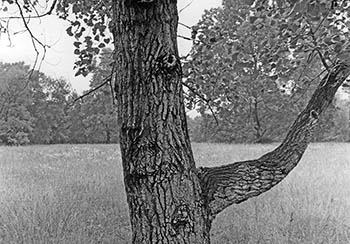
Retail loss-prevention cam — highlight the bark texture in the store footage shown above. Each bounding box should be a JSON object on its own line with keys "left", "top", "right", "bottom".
{"left": 113, "top": 1, "right": 210, "bottom": 243}
{"left": 199, "top": 63, "right": 350, "bottom": 217}
{"left": 113, "top": 1, "right": 350, "bottom": 243}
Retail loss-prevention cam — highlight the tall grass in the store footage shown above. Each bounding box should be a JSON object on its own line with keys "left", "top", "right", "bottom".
{"left": 0, "top": 145, "right": 130, "bottom": 244}
{"left": 0, "top": 143, "right": 349, "bottom": 243}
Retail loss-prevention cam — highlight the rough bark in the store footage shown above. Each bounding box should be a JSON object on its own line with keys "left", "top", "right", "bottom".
{"left": 113, "top": 1, "right": 210, "bottom": 243}
{"left": 199, "top": 63, "right": 350, "bottom": 217}
{"left": 113, "top": 1, "right": 350, "bottom": 243}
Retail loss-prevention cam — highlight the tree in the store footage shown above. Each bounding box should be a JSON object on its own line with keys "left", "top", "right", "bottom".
{"left": 28, "top": 77, "right": 73, "bottom": 144}
{"left": 183, "top": 0, "right": 349, "bottom": 143}
{"left": 79, "top": 48, "right": 119, "bottom": 143}
{"left": 2, "top": 0, "right": 350, "bottom": 243}
{"left": 108, "top": 1, "right": 350, "bottom": 242}
{"left": 64, "top": 48, "right": 119, "bottom": 144}
{"left": 0, "top": 62, "right": 77, "bottom": 145}
{"left": 0, "top": 62, "right": 34, "bottom": 145}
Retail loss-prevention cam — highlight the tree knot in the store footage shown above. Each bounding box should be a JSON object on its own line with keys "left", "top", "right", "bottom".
{"left": 155, "top": 53, "right": 181, "bottom": 77}
{"left": 170, "top": 202, "right": 193, "bottom": 235}
{"left": 309, "top": 109, "right": 319, "bottom": 126}
{"left": 163, "top": 54, "right": 177, "bottom": 69}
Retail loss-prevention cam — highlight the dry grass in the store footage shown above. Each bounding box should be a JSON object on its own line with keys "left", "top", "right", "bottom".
{"left": 0, "top": 143, "right": 349, "bottom": 243}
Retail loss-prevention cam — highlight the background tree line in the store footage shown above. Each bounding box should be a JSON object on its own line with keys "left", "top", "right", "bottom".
{"left": 0, "top": 48, "right": 118, "bottom": 145}
{"left": 1, "top": 49, "right": 349, "bottom": 145}
{"left": 1, "top": 54, "right": 348, "bottom": 145}
{"left": 1, "top": 5, "right": 350, "bottom": 146}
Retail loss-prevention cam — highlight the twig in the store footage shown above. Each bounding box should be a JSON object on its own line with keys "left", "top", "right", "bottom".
{"left": 315, "top": 48, "right": 330, "bottom": 71}
{"left": 178, "top": 0, "right": 194, "bottom": 14}
{"left": 314, "top": 7, "right": 330, "bottom": 34}
{"left": 178, "top": 22, "right": 192, "bottom": 30}
{"left": 182, "top": 82, "right": 219, "bottom": 125}
{"left": 0, "top": 0, "right": 57, "bottom": 20}
{"left": 15, "top": 0, "right": 48, "bottom": 93}
{"left": 306, "top": 17, "right": 330, "bottom": 72}
{"left": 71, "top": 75, "right": 112, "bottom": 105}
{"left": 109, "top": 61, "right": 117, "bottom": 105}
{"left": 292, "top": 50, "right": 316, "bottom": 91}
{"left": 177, "top": 34, "right": 192, "bottom": 41}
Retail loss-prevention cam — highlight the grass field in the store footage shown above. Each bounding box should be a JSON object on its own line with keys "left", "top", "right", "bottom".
{"left": 0, "top": 143, "right": 349, "bottom": 243}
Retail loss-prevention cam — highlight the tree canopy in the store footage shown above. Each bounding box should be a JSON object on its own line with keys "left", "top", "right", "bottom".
{"left": 183, "top": 0, "right": 350, "bottom": 142}
{"left": 1, "top": 0, "right": 350, "bottom": 145}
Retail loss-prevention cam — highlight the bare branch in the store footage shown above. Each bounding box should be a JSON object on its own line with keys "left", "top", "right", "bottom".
{"left": 178, "top": 0, "right": 194, "bottom": 14}
{"left": 177, "top": 34, "right": 192, "bottom": 41}
{"left": 315, "top": 48, "right": 330, "bottom": 71}
{"left": 0, "top": 0, "right": 58, "bottom": 20}
{"left": 178, "top": 22, "right": 192, "bottom": 30}
{"left": 13, "top": 0, "right": 51, "bottom": 93}
{"left": 182, "top": 82, "right": 219, "bottom": 125}
{"left": 314, "top": 7, "right": 330, "bottom": 34}
{"left": 70, "top": 75, "right": 112, "bottom": 105}
{"left": 109, "top": 60, "right": 117, "bottom": 105}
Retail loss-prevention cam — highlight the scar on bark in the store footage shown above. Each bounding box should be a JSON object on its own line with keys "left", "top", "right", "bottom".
{"left": 170, "top": 203, "right": 193, "bottom": 235}
{"left": 197, "top": 62, "right": 350, "bottom": 218}
{"left": 155, "top": 53, "right": 181, "bottom": 76}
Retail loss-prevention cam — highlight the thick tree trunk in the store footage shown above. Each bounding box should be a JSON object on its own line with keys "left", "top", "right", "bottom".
{"left": 113, "top": 1, "right": 350, "bottom": 243}
{"left": 113, "top": 1, "right": 210, "bottom": 243}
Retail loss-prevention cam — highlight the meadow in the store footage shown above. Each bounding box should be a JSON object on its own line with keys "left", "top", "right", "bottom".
{"left": 0, "top": 143, "right": 349, "bottom": 244}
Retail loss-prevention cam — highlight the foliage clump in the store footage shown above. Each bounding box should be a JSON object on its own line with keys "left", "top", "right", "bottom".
{"left": 183, "top": 0, "right": 350, "bottom": 143}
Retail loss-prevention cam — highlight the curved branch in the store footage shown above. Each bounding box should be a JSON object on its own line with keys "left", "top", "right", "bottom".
{"left": 14, "top": 0, "right": 51, "bottom": 93}
{"left": 0, "top": 0, "right": 57, "bottom": 20}
{"left": 198, "top": 62, "right": 350, "bottom": 217}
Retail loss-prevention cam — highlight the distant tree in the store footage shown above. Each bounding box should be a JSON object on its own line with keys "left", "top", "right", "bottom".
{"left": 65, "top": 48, "right": 119, "bottom": 144}
{"left": 186, "top": 115, "right": 212, "bottom": 142}
{"left": 0, "top": 62, "right": 33, "bottom": 145}
{"left": 28, "top": 77, "right": 72, "bottom": 144}
{"left": 0, "top": 58, "right": 117, "bottom": 145}
{"left": 79, "top": 48, "right": 119, "bottom": 143}
{"left": 0, "top": 62, "right": 75, "bottom": 145}
{"left": 65, "top": 94, "right": 90, "bottom": 143}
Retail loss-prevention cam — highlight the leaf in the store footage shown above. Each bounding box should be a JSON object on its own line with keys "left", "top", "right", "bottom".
{"left": 66, "top": 26, "right": 73, "bottom": 36}
{"left": 73, "top": 41, "right": 81, "bottom": 48}
{"left": 72, "top": 4, "right": 79, "bottom": 14}
{"left": 72, "top": 21, "right": 80, "bottom": 27}
{"left": 334, "top": 43, "right": 342, "bottom": 53}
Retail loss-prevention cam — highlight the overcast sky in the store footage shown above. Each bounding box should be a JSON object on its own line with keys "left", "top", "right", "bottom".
{"left": 0, "top": 0, "right": 222, "bottom": 94}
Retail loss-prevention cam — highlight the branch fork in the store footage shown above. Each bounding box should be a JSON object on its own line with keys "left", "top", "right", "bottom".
{"left": 198, "top": 62, "right": 350, "bottom": 217}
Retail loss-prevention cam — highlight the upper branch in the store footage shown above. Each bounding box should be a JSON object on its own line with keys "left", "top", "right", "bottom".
{"left": 198, "top": 62, "right": 350, "bottom": 217}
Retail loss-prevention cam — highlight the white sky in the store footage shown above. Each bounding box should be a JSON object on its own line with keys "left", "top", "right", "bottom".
{"left": 0, "top": 0, "right": 222, "bottom": 94}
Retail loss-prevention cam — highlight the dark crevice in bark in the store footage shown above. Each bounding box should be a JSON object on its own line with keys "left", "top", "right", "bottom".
{"left": 198, "top": 62, "right": 350, "bottom": 218}
{"left": 114, "top": 1, "right": 210, "bottom": 243}
{"left": 114, "top": 0, "right": 350, "bottom": 242}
